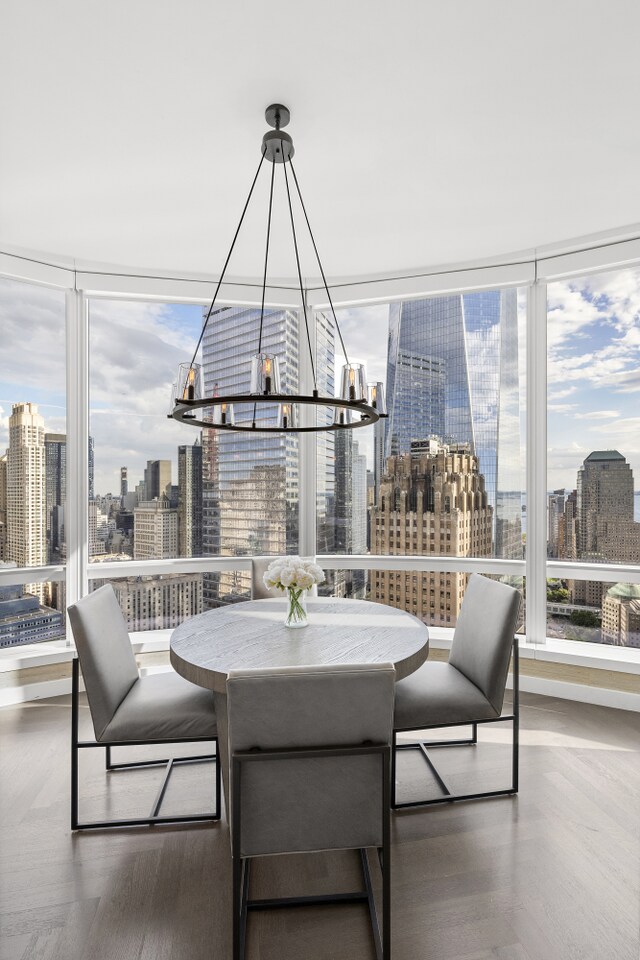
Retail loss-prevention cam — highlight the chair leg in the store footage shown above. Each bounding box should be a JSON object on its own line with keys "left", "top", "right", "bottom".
{"left": 390, "top": 729, "right": 398, "bottom": 808}
{"left": 382, "top": 749, "right": 391, "bottom": 960}
{"left": 71, "top": 658, "right": 80, "bottom": 830}
{"left": 233, "top": 856, "right": 243, "bottom": 960}
{"left": 512, "top": 637, "right": 519, "bottom": 793}
{"left": 393, "top": 716, "right": 518, "bottom": 808}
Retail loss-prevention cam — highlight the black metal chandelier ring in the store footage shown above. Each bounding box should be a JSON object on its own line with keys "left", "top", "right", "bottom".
{"left": 172, "top": 393, "right": 381, "bottom": 432}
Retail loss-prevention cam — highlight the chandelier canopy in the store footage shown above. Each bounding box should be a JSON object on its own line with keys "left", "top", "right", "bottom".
{"left": 169, "top": 104, "right": 387, "bottom": 433}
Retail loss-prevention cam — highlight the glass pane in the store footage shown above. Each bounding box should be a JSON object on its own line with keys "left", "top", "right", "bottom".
{"left": 547, "top": 267, "right": 640, "bottom": 565}
{"left": 547, "top": 578, "right": 639, "bottom": 647}
{"left": 0, "top": 277, "right": 66, "bottom": 645}
{"left": 89, "top": 299, "right": 299, "bottom": 605}
{"left": 316, "top": 290, "right": 527, "bottom": 611}
{"left": 322, "top": 569, "right": 525, "bottom": 633}
{"left": 90, "top": 574, "right": 204, "bottom": 632}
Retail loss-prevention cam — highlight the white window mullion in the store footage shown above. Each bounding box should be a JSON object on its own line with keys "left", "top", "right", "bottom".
{"left": 65, "top": 287, "right": 89, "bottom": 620}
{"left": 526, "top": 280, "right": 547, "bottom": 644}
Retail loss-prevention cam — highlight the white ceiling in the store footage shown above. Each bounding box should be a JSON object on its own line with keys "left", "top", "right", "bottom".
{"left": 2, "top": 0, "right": 640, "bottom": 284}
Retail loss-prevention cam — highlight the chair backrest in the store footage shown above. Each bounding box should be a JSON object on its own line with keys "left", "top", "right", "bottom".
{"left": 67, "top": 585, "right": 139, "bottom": 740}
{"left": 250, "top": 557, "right": 274, "bottom": 600}
{"left": 251, "top": 556, "right": 320, "bottom": 599}
{"left": 449, "top": 574, "right": 521, "bottom": 714}
{"left": 227, "top": 662, "right": 395, "bottom": 858}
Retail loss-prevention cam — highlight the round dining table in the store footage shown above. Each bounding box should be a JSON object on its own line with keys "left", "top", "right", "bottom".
{"left": 170, "top": 596, "right": 430, "bottom": 810}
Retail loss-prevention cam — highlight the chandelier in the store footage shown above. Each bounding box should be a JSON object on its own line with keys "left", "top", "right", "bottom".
{"left": 169, "top": 104, "right": 386, "bottom": 433}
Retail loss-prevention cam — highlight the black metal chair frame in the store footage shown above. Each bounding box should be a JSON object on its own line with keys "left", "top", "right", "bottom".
{"left": 71, "top": 658, "right": 221, "bottom": 830}
{"left": 392, "top": 636, "right": 519, "bottom": 809}
{"left": 232, "top": 743, "right": 391, "bottom": 960}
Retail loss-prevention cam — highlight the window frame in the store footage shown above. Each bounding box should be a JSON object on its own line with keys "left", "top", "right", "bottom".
{"left": 0, "top": 235, "right": 639, "bottom": 664}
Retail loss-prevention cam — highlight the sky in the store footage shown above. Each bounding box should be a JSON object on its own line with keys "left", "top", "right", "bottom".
{"left": 1, "top": 268, "right": 639, "bottom": 498}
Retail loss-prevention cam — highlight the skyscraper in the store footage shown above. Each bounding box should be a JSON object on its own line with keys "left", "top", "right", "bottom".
{"left": 372, "top": 438, "right": 493, "bottom": 625}
{"left": 385, "top": 290, "right": 523, "bottom": 558}
{"left": 6, "top": 403, "right": 46, "bottom": 597}
{"left": 143, "top": 460, "right": 172, "bottom": 502}
{"left": 107, "top": 574, "right": 203, "bottom": 632}
{"left": 576, "top": 451, "right": 640, "bottom": 562}
{"left": 178, "top": 440, "right": 203, "bottom": 557}
{"left": 88, "top": 435, "right": 95, "bottom": 501}
{"left": 44, "top": 433, "right": 66, "bottom": 564}
{"left": 133, "top": 500, "right": 178, "bottom": 559}
{"left": 0, "top": 454, "right": 7, "bottom": 561}
{"left": 120, "top": 467, "right": 128, "bottom": 498}
{"left": 333, "top": 431, "right": 368, "bottom": 597}
{"left": 547, "top": 488, "right": 566, "bottom": 558}
{"left": 201, "top": 305, "right": 299, "bottom": 604}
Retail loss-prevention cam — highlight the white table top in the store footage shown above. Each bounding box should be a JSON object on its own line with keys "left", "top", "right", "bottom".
{"left": 170, "top": 597, "right": 430, "bottom": 693}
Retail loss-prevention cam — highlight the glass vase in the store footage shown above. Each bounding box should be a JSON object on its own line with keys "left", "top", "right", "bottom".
{"left": 284, "top": 587, "right": 308, "bottom": 628}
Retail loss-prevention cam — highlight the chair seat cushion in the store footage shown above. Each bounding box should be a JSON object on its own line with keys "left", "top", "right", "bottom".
{"left": 100, "top": 671, "right": 217, "bottom": 743}
{"left": 394, "top": 660, "right": 498, "bottom": 731}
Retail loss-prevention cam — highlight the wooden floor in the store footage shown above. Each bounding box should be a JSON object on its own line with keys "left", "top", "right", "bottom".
{"left": 1, "top": 690, "right": 639, "bottom": 960}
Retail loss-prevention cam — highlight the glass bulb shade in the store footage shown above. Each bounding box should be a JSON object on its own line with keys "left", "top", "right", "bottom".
{"left": 367, "top": 381, "right": 387, "bottom": 415}
{"left": 250, "top": 353, "right": 281, "bottom": 395}
{"left": 213, "top": 402, "right": 235, "bottom": 426}
{"left": 278, "top": 402, "right": 298, "bottom": 430}
{"left": 333, "top": 405, "right": 354, "bottom": 426}
{"left": 177, "top": 362, "right": 202, "bottom": 401}
{"left": 339, "top": 363, "right": 367, "bottom": 402}
{"left": 169, "top": 383, "right": 177, "bottom": 415}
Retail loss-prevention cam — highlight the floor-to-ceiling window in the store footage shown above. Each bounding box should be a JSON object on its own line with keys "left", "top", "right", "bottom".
{"left": 546, "top": 266, "right": 640, "bottom": 647}
{"left": 315, "top": 288, "right": 527, "bottom": 631}
{"left": 0, "top": 277, "right": 67, "bottom": 646}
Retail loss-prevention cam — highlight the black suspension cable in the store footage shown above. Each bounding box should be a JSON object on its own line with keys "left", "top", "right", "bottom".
{"left": 282, "top": 149, "right": 317, "bottom": 392}
{"left": 188, "top": 150, "right": 267, "bottom": 372}
{"left": 289, "top": 158, "right": 350, "bottom": 366}
{"left": 257, "top": 157, "right": 277, "bottom": 354}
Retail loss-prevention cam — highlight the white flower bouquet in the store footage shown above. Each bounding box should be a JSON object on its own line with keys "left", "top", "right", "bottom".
{"left": 263, "top": 556, "right": 326, "bottom": 628}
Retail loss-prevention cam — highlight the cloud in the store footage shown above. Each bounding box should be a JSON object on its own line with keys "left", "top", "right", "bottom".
{"left": 573, "top": 410, "right": 620, "bottom": 420}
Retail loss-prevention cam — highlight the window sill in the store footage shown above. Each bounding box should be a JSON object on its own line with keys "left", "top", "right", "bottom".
{"left": 2, "top": 630, "right": 638, "bottom": 677}
{"left": 428, "top": 630, "right": 640, "bottom": 675}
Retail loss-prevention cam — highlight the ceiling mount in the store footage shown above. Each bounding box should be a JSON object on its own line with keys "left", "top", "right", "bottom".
{"left": 265, "top": 103, "right": 290, "bottom": 129}
{"left": 262, "top": 104, "right": 294, "bottom": 163}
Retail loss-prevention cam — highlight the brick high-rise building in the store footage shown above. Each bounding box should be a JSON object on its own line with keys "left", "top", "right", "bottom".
{"left": 133, "top": 500, "right": 178, "bottom": 559}
{"left": 107, "top": 573, "right": 203, "bottom": 633}
{"left": 371, "top": 438, "right": 493, "bottom": 626}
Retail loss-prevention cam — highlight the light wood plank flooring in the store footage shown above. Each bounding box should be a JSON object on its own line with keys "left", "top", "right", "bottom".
{"left": 1, "top": 691, "right": 639, "bottom": 960}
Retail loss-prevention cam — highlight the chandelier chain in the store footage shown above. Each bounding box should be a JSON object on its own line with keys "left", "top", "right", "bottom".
{"left": 282, "top": 147, "right": 317, "bottom": 392}
{"left": 189, "top": 149, "right": 267, "bottom": 374}
{"left": 258, "top": 157, "right": 277, "bottom": 355}
{"left": 288, "top": 158, "right": 350, "bottom": 366}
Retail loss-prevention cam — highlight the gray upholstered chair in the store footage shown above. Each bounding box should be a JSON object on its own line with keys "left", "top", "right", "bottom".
{"left": 227, "top": 663, "right": 395, "bottom": 960}
{"left": 68, "top": 584, "right": 220, "bottom": 830}
{"left": 250, "top": 557, "right": 273, "bottom": 600}
{"left": 392, "top": 574, "right": 521, "bottom": 808}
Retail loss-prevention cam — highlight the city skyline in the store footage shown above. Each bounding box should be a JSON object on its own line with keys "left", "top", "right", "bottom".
{"left": 2, "top": 270, "right": 639, "bottom": 498}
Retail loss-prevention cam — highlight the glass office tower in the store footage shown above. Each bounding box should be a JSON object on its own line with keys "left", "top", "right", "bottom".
{"left": 385, "top": 290, "right": 523, "bottom": 558}
{"left": 201, "top": 305, "right": 300, "bottom": 605}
